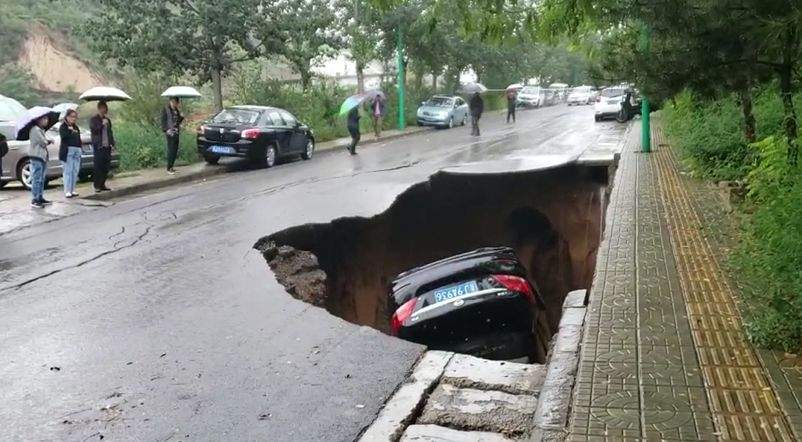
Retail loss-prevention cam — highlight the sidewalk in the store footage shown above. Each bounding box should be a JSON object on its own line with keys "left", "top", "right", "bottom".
{"left": 82, "top": 126, "right": 430, "bottom": 201}
{"left": 568, "top": 121, "right": 801, "bottom": 440}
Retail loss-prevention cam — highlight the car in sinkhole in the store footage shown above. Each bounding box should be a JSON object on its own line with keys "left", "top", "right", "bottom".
{"left": 387, "top": 247, "right": 544, "bottom": 361}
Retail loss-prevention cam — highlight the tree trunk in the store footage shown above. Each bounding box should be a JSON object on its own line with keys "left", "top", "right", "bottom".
{"left": 738, "top": 86, "right": 756, "bottom": 143}
{"left": 432, "top": 71, "right": 437, "bottom": 92}
{"left": 356, "top": 60, "right": 365, "bottom": 93}
{"left": 300, "top": 72, "right": 312, "bottom": 92}
{"left": 211, "top": 67, "right": 223, "bottom": 113}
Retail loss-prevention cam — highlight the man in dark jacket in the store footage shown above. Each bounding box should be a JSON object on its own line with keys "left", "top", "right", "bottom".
{"left": 89, "top": 101, "right": 114, "bottom": 192}
{"left": 469, "top": 92, "right": 484, "bottom": 136}
{"left": 161, "top": 97, "right": 184, "bottom": 174}
{"left": 506, "top": 89, "right": 517, "bottom": 123}
{"left": 346, "top": 106, "right": 360, "bottom": 155}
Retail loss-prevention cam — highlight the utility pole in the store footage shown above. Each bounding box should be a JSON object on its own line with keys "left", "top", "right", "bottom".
{"left": 396, "top": 27, "right": 405, "bottom": 130}
{"left": 640, "top": 24, "right": 651, "bottom": 153}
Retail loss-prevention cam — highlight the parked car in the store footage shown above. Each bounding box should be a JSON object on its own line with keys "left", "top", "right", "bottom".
{"left": 388, "top": 247, "right": 543, "bottom": 360}
{"left": 416, "top": 96, "right": 469, "bottom": 128}
{"left": 542, "top": 88, "right": 559, "bottom": 106}
{"left": 516, "top": 86, "right": 545, "bottom": 108}
{"left": 0, "top": 121, "right": 119, "bottom": 189}
{"left": 567, "top": 86, "right": 594, "bottom": 106}
{"left": 594, "top": 87, "right": 640, "bottom": 122}
{"left": 197, "top": 105, "right": 315, "bottom": 167}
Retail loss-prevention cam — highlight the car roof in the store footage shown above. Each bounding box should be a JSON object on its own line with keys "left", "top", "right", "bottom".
{"left": 431, "top": 95, "right": 457, "bottom": 99}
{"left": 227, "top": 105, "right": 278, "bottom": 112}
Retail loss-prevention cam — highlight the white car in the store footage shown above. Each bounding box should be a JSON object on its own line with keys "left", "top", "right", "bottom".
{"left": 594, "top": 87, "right": 629, "bottom": 121}
{"left": 567, "top": 86, "right": 594, "bottom": 106}
{"left": 516, "top": 86, "right": 544, "bottom": 108}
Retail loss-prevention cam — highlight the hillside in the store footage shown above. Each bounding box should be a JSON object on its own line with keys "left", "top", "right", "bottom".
{"left": 0, "top": 0, "right": 107, "bottom": 104}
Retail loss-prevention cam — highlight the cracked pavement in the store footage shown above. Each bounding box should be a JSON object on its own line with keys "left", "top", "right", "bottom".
{"left": 0, "top": 105, "right": 627, "bottom": 441}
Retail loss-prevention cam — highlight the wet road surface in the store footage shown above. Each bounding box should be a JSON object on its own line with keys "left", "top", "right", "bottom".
{"left": 0, "top": 105, "right": 627, "bottom": 440}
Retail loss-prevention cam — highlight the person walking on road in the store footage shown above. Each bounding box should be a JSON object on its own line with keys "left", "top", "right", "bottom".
{"left": 371, "top": 96, "right": 384, "bottom": 138}
{"left": 0, "top": 132, "right": 7, "bottom": 181}
{"left": 506, "top": 89, "right": 517, "bottom": 123}
{"left": 89, "top": 101, "right": 114, "bottom": 193}
{"left": 28, "top": 116, "right": 52, "bottom": 208}
{"left": 347, "top": 106, "right": 360, "bottom": 155}
{"left": 59, "top": 109, "right": 82, "bottom": 198}
{"left": 469, "top": 92, "right": 484, "bottom": 136}
{"left": 161, "top": 97, "right": 184, "bottom": 175}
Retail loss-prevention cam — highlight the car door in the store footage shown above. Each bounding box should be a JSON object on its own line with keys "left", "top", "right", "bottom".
{"left": 266, "top": 110, "right": 293, "bottom": 154}
{"left": 454, "top": 98, "right": 467, "bottom": 121}
{"left": 278, "top": 110, "right": 307, "bottom": 152}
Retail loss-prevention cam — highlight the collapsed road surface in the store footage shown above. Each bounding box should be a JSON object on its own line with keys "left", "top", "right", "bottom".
{"left": 0, "top": 105, "right": 627, "bottom": 441}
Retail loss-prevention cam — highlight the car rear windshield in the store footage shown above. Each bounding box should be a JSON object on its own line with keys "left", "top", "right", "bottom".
{"left": 601, "top": 88, "right": 626, "bottom": 97}
{"left": 426, "top": 97, "right": 453, "bottom": 107}
{"left": 211, "top": 108, "right": 261, "bottom": 125}
{"left": 520, "top": 87, "right": 539, "bottom": 94}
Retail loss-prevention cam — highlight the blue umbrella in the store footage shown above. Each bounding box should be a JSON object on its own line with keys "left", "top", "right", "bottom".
{"left": 15, "top": 106, "right": 60, "bottom": 141}
{"left": 0, "top": 94, "right": 27, "bottom": 122}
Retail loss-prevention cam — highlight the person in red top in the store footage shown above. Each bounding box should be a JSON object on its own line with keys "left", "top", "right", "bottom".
{"left": 371, "top": 96, "right": 385, "bottom": 138}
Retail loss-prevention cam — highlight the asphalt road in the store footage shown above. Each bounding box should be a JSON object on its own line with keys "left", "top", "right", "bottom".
{"left": 0, "top": 104, "right": 627, "bottom": 441}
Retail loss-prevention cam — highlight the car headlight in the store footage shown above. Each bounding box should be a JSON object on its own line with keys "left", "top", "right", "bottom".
{"left": 438, "top": 111, "right": 448, "bottom": 118}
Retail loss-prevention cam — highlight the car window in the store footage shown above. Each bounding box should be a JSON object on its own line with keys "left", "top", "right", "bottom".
{"left": 426, "top": 97, "right": 453, "bottom": 107}
{"left": 212, "top": 108, "right": 261, "bottom": 125}
{"left": 601, "top": 88, "right": 625, "bottom": 97}
{"left": 279, "top": 110, "right": 297, "bottom": 126}
{"left": 521, "top": 87, "right": 539, "bottom": 94}
{"left": 261, "top": 113, "right": 275, "bottom": 126}
{"left": 268, "top": 111, "right": 285, "bottom": 126}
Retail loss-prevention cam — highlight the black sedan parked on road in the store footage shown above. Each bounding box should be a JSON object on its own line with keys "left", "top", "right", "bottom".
{"left": 197, "top": 105, "right": 315, "bottom": 167}
{"left": 388, "top": 247, "right": 543, "bottom": 360}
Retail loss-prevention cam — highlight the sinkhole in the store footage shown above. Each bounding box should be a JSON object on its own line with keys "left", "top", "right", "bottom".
{"left": 255, "top": 164, "right": 611, "bottom": 362}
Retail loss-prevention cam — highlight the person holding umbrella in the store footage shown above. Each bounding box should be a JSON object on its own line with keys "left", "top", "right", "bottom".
{"left": 59, "top": 108, "right": 82, "bottom": 198}
{"left": 89, "top": 101, "right": 114, "bottom": 192}
{"left": 370, "top": 94, "right": 385, "bottom": 138}
{"left": 161, "top": 97, "right": 184, "bottom": 175}
{"left": 347, "top": 106, "right": 360, "bottom": 155}
{"left": 15, "top": 106, "right": 59, "bottom": 208}
{"left": 469, "top": 92, "right": 484, "bottom": 136}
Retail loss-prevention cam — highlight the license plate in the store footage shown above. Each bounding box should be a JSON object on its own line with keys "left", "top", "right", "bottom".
{"left": 210, "top": 145, "right": 234, "bottom": 154}
{"left": 433, "top": 281, "right": 479, "bottom": 304}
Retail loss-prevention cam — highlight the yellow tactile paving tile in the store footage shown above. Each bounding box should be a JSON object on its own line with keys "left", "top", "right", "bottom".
{"left": 652, "top": 129, "right": 795, "bottom": 440}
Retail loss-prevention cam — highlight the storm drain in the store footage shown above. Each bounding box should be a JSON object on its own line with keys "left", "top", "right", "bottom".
{"left": 255, "top": 166, "right": 610, "bottom": 362}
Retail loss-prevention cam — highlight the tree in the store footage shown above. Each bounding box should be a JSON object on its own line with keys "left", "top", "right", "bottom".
{"left": 85, "top": 0, "right": 262, "bottom": 111}
{"left": 264, "top": 0, "right": 346, "bottom": 90}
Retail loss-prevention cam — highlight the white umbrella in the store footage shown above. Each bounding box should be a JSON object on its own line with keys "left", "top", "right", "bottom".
{"left": 79, "top": 86, "right": 132, "bottom": 102}
{"left": 0, "top": 94, "right": 27, "bottom": 121}
{"left": 14, "top": 106, "right": 60, "bottom": 141}
{"left": 458, "top": 82, "right": 488, "bottom": 94}
{"left": 52, "top": 102, "right": 79, "bottom": 118}
{"left": 161, "top": 86, "right": 202, "bottom": 98}
{"left": 506, "top": 83, "right": 524, "bottom": 91}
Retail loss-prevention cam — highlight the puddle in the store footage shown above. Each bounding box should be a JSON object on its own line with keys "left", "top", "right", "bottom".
{"left": 255, "top": 165, "right": 610, "bottom": 361}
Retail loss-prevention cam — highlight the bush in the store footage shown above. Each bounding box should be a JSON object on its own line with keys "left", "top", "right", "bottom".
{"left": 114, "top": 122, "right": 197, "bottom": 172}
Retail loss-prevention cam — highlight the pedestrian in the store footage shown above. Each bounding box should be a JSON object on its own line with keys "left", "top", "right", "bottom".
{"left": 0, "top": 132, "right": 7, "bottom": 182}
{"left": 347, "top": 106, "right": 360, "bottom": 155}
{"left": 161, "top": 97, "right": 184, "bottom": 175}
{"left": 506, "top": 89, "right": 517, "bottom": 123}
{"left": 469, "top": 92, "right": 484, "bottom": 136}
{"left": 371, "top": 96, "right": 384, "bottom": 138}
{"left": 89, "top": 101, "right": 114, "bottom": 193}
{"left": 28, "top": 115, "right": 52, "bottom": 208}
{"left": 59, "top": 108, "right": 82, "bottom": 198}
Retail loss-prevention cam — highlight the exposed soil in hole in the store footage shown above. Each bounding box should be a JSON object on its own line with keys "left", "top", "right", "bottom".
{"left": 256, "top": 165, "right": 610, "bottom": 360}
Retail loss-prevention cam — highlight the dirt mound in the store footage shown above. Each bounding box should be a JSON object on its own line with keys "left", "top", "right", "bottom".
{"left": 18, "top": 32, "right": 103, "bottom": 93}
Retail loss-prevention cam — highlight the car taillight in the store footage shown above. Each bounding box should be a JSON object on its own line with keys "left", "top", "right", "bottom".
{"left": 196, "top": 125, "right": 206, "bottom": 135}
{"left": 391, "top": 298, "right": 418, "bottom": 335}
{"left": 241, "top": 128, "right": 260, "bottom": 139}
{"left": 493, "top": 274, "right": 535, "bottom": 303}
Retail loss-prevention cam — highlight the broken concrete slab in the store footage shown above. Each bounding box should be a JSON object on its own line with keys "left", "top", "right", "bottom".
{"left": 360, "top": 351, "right": 454, "bottom": 442}
{"left": 418, "top": 384, "right": 537, "bottom": 437}
{"left": 441, "top": 354, "right": 546, "bottom": 396}
{"left": 562, "top": 289, "right": 587, "bottom": 309}
{"left": 401, "top": 424, "right": 514, "bottom": 441}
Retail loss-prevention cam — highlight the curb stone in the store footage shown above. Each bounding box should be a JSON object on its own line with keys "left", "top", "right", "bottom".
{"left": 401, "top": 425, "right": 514, "bottom": 442}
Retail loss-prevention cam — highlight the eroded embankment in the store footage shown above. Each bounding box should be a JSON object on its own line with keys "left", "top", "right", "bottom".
{"left": 255, "top": 165, "right": 610, "bottom": 359}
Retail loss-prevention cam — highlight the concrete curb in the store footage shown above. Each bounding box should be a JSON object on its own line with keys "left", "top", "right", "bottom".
{"left": 83, "top": 127, "right": 431, "bottom": 202}
{"left": 529, "top": 289, "right": 587, "bottom": 442}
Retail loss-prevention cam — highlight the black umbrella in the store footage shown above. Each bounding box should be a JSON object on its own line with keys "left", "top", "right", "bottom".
{"left": 15, "top": 106, "right": 60, "bottom": 141}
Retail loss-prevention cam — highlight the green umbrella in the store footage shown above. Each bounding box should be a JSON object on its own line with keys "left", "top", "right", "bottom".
{"left": 339, "top": 94, "right": 366, "bottom": 116}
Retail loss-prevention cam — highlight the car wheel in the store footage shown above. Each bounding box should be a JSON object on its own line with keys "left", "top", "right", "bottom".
{"left": 18, "top": 159, "right": 32, "bottom": 190}
{"left": 448, "top": 117, "right": 454, "bottom": 129}
{"left": 204, "top": 154, "right": 220, "bottom": 165}
{"left": 261, "top": 145, "right": 277, "bottom": 168}
{"left": 301, "top": 139, "right": 314, "bottom": 160}
{"left": 594, "top": 115, "right": 601, "bottom": 122}
{"left": 0, "top": 180, "right": 6, "bottom": 189}
{"left": 616, "top": 109, "right": 628, "bottom": 123}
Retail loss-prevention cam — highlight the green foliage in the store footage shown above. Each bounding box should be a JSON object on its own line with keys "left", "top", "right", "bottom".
{"left": 114, "top": 122, "right": 197, "bottom": 171}
{"left": 732, "top": 136, "right": 802, "bottom": 352}
{"left": 663, "top": 90, "right": 751, "bottom": 181}
{"left": 0, "top": 65, "right": 39, "bottom": 107}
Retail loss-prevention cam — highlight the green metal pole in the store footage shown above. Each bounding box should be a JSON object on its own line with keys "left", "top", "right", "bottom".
{"left": 396, "top": 27, "right": 405, "bottom": 130}
{"left": 641, "top": 25, "right": 651, "bottom": 153}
